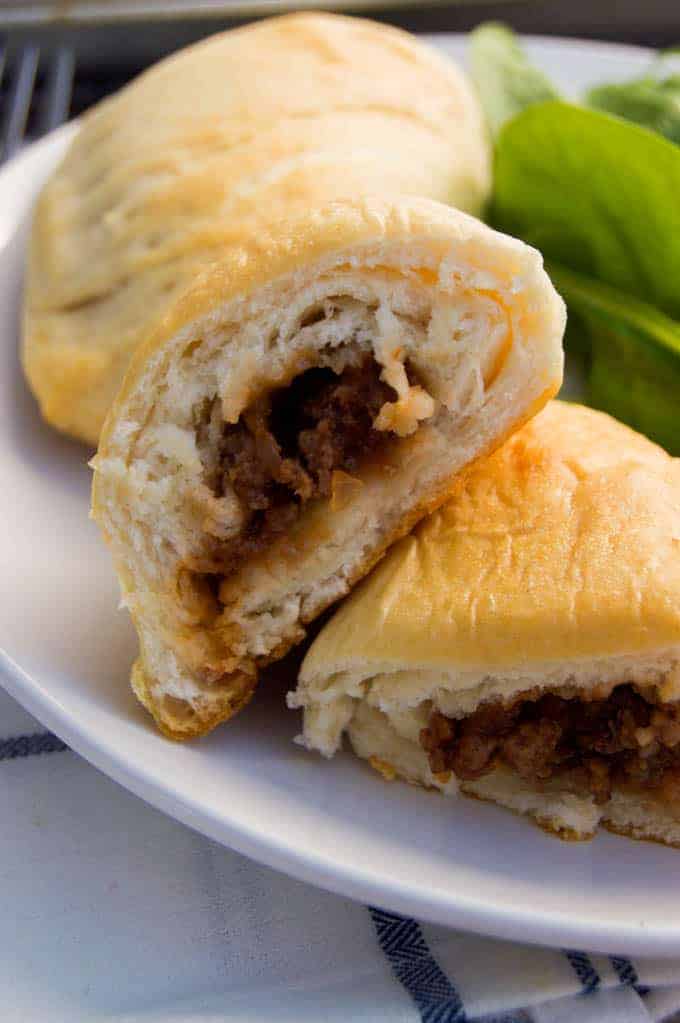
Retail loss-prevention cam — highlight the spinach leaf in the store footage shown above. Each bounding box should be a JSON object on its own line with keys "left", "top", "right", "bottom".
{"left": 586, "top": 73, "right": 680, "bottom": 144}
{"left": 492, "top": 101, "right": 680, "bottom": 320}
{"left": 470, "top": 22, "right": 680, "bottom": 146}
{"left": 547, "top": 263, "right": 680, "bottom": 453}
{"left": 469, "top": 23, "right": 560, "bottom": 138}
{"left": 491, "top": 101, "right": 680, "bottom": 451}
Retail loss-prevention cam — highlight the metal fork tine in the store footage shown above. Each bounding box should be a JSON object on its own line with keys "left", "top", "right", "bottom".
{"left": 39, "top": 46, "right": 75, "bottom": 135}
{"left": 1, "top": 43, "right": 39, "bottom": 163}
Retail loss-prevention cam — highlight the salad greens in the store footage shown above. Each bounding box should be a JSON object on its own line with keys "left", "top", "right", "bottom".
{"left": 547, "top": 264, "right": 680, "bottom": 454}
{"left": 470, "top": 22, "right": 680, "bottom": 144}
{"left": 586, "top": 72, "right": 680, "bottom": 146}
{"left": 468, "top": 24, "right": 559, "bottom": 138}
{"left": 492, "top": 102, "right": 680, "bottom": 319}
{"left": 471, "top": 26, "right": 680, "bottom": 452}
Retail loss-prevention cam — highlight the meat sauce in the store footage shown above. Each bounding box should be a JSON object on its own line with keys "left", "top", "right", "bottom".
{"left": 198, "top": 358, "right": 397, "bottom": 572}
{"left": 420, "top": 684, "right": 680, "bottom": 804}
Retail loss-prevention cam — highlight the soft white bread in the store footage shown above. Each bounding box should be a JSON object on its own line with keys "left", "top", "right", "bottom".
{"left": 292, "top": 402, "right": 680, "bottom": 845}
{"left": 23, "top": 12, "right": 490, "bottom": 445}
{"left": 91, "top": 196, "right": 564, "bottom": 738}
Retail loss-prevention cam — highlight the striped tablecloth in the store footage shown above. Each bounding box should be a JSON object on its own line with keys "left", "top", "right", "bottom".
{"left": 2, "top": 683, "right": 680, "bottom": 1023}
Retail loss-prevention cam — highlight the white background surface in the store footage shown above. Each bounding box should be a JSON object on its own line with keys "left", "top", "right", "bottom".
{"left": 3, "top": 36, "right": 680, "bottom": 956}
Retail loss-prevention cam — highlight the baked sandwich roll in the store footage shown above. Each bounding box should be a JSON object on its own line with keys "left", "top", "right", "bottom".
{"left": 292, "top": 402, "right": 680, "bottom": 846}
{"left": 91, "top": 196, "right": 564, "bottom": 739}
{"left": 23, "top": 11, "right": 490, "bottom": 445}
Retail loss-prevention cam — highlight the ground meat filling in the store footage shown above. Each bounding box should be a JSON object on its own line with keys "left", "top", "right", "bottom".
{"left": 204, "top": 358, "right": 399, "bottom": 571}
{"left": 420, "top": 684, "right": 680, "bottom": 805}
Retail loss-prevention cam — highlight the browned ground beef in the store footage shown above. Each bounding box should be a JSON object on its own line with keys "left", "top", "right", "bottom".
{"left": 209, "top": 358, "right": 396, "bottom": 569}
{"left": 420, "top": 685, "right": 680, "bottom": 804}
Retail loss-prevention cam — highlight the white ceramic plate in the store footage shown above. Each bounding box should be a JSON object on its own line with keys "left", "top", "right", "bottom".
{"left": 3, "top": 35, "right": 680, "bottom": 957}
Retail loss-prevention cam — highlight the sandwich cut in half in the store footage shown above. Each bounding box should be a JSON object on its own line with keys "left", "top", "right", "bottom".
{"left": 23, "top": 11, "right": 491, "bottom": 446}
{"left": 91, "top": 197, "right": 565, "bottom": 739}
{"left": 292, "top": 402, "right": 680, "bottom": 846}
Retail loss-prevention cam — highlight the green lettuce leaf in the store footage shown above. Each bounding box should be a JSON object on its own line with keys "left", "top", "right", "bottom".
{"left": 547, "top": 263, "right": 680, "bottom": 453}
{"left": 491, "top": 101, "right": 680, "bottom": 451}
{"left": 586, "top": 72, "right": 680, "bottom": 144}
{"left": 468, "top": 23, "right": 560, "bottom": 138}
{"left": 492, "top": 101, "right": 680, "bottom": 319}
{"left": 470, "top": 22, "right": 680, "bottom": 146}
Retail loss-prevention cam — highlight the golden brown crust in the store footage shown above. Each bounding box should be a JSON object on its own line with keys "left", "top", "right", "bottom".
{"left": 131, "top": 659, "right": 256, "bottom": 740}
{"left": 364, "top": 753, "right": 680, "bottom": 845}
{"left": 363, "top": 751, "right": 593, "bottom": 839}
{"left": 601, "top": 819, "right": 680, "bottom": 850}
{"left": 300, "top": 401, "right": 680, "bottom": 685}
{"left": 23, "top": 11, "right": 490, "bottom": 444}
{"left": 459, "top": 784, "right": 594, "bottom": 842}
{"left": 369, "top": 756, "right": 398, "bottom": 781}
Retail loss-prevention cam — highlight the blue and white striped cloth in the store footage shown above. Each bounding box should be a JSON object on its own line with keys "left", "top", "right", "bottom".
{"left": 2, "top": 684, "right": 680, "bottom": 1023}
